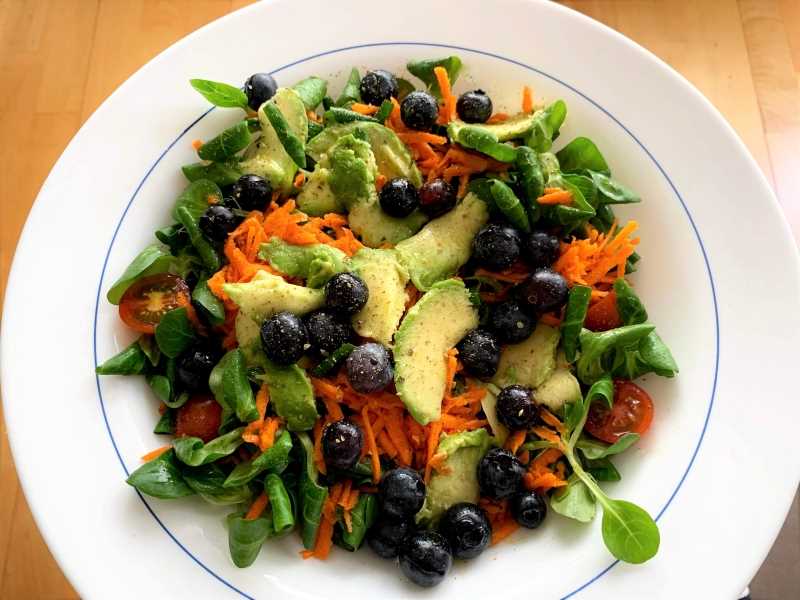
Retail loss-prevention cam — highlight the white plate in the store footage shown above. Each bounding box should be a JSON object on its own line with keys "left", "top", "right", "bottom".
{"left": 2, "top": 0, "right": 799, "bottom": 598}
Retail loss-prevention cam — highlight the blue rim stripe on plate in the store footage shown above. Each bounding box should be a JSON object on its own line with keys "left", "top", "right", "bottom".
{"left": 92, "top": 42, "right": 719, "bottom": 600}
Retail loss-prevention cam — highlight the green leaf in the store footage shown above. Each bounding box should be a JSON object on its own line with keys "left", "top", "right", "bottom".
{"left": 154, "top": 223, "right": 190, "bottom": 254}
{"left": 563, "top": 173, "right": 598, "bottom": 208}
{"left": 395, "top": 77, "right": 416, "bottom": 101}
{"left": 591, "top": 171, "right": 640, "bottom": 205}
{"left": 556, "top": 137, "right": 610, "bottom": 175}
{"left": 154, "top": 307, "right": 196, "bottom": 358}
{"left": 174, "top": 206, "right": 221, "bottom": 271}
{"left": 95, "top": 341, "right": 147, "bottom": 375}
{"left": 190, "top": 78, "right": 249, "bottom": 108}
{"left": 515, "top": 146, "right": 545, "bottom": 222}
{"left": 222, "top": 349, "right": 259, "bottom": 422}
{"left": 337, "top": 494, "right": 378, "bottom": 551}
{"left": 526, "top": 100, "right": 567, "bottom": 152}
{"left": 147, "top": 374, "right": 172, "bottom": 404}
{"left": 227, "top": 512, "right": 274, "bottom": 567}
{"left": 307, "top": 120, "right": 324, "bottom": 141}
{"left": 576, "top": 324, "right": 655, "bottom": 384}
{"left": 264, "top": 473, "right": 295, "bottom": 535}
{"left": 336, "top": 68, "right": 361, "bottom": 106}
{"left": 192, "top": 279, "right": 226, "bottom": 325}
{"left": 577, "top": 433, "right": 640, "bottom": 460}
{"left": 561, "top": 285, "right": 591, "bottom": 363}
{"left": 263, "top": 102, "right": 306, "bottom": 168}
{"left": 489, "top": 179, "right": 530, "bottom": 232}
{"left": 181, "top": 464, "right": 252, "bottom": 506}
{"left": 406, "top": 56, "right": 462, "bottom": 98}
{"left": 137, "top": 335, "right": 161, "bottom": 366}
{"left": 637, "top": 331, "right": 679, "bottom": 377}
{"left": 126, "top": 450, "right": 195, "bottom": 499}
{"left": 153, "top": 410, "right": 175, "bottom": 435}
{"left": 312, "top": 343, "right": 356, "bottom": 376}
{"left": 182, "top": 160, "right": 242, "bottom": 187}
{"left": 296, "top": 432, "right": 328, "bottom": 549}
{"left": 585, "top": 456, "right": 621, "bottom": 482}
{"left": 224, "top": 430, "right": 293, "bottom": 488}
{"left": 613, "top": 279, "right": 648, "bottom": 325}
{"left": 374, "top": 99, "right": 394, "bottom": 123}
{"left": 601, "top": 499, "right": 660, "bottom": 563}
{"left": 550, "top": 475, "right": 596, "bottom": 522}
{"left": 324, "top": 106, "right": 378, "bottom": 124}
{"left": 292, "top": 76, "right": 328, "bottom": 111}
{"left": 173, "top": 427, "right": 246, "bottom": 466}
{"left": 172, "top": 179, "right": 223, "bottom": 223}
{"left": 455, "top": 126, "right": 517, "bottom": 162}
{"left": 198, "top": 121, "right": 252, "bottom": 162}
{"left": 106, "top": 245, "right": 172, "bottom": 304}
{"left": 565, "top": 374, "right": 614, "bottom": 439}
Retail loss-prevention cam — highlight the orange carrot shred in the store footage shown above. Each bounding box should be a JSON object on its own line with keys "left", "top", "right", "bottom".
{"left": 486, "top": 112, "right": 510, "bottom": 124}
{"left": 423, "top": 420, "right": 443, "bottom": 483}
{"left": 350, "top": 102, "right": 379, "bottom": 115}
{"left": 537, "top": 190, "right": 573, "bottom": 205}
{"left": 492, "top": 520, "right": 519, "bottom": 545}
{"left": 191, "top": 139, "right": 203, "bottom": 150}
{"left": 361, "top": 406, "right": 381, "bottom": 483}
{"left": 522, "top": 85, "right": 534, "bottom": 113}
{"left": 141, "top": 445, "right": 171, "bottom": 462}
{"left": 293, "top": 172, "right": 306, "bottom": 188}
{"left": 245, "top": 492, "right": 269, "bottom": 520}
{"left": 505, "top": 430, "right": 527, "bottom": 454}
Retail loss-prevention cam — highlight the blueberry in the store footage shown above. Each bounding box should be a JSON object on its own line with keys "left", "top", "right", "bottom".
{"left": 438, "top": 502, "right": 491, "bottom": 559}
{"left": 489, "top": 300, "right": 536, "bottom": 344}
{"left": 368, "top": 518, "right": 413, "bottom": 559}
{"left": 324, "top": 272, "right": 369, "bottom": 315}
{"left": 244, "top": 73, "right": 278, "bottom": 111}
{"left": 345, "top": 342, "right": 393, "bottom": 393}
{"left": 231, "top": 174, "right": 272, "bottom": 211}
{"left": 260, "top": 311, "right": 308, "bottom": 366}
{"left": 359, "top": 70, "right": 398, "bottom": 106}
{"left": 304, "top": 310, "right": 353, "bottom": 355}
{"left": 379, "top": 178, "right": 420, "bottom": 218}
{"left": 525, "top": 231, "right": 560, "bottom": 268}
{"left": 510, "top": 491, "right": 547, "bottom": 529}
{"left": 517, "top": 269, "right": 569, "bottom": 313}
{"left": 477, "top": 448, "right": 525, "bottom": 499}
{"left": 418, "top": 179, "right": 457, "bottom": 218}
{"left": 398, "top": 531, "right": 452, "bottom": 588}
{"left": 322, "top": 419, "right": 364, "bottom": 471}
{"left": 456, "top": 329, "right": 501, "bottom": 379}
{"left": 472, "top": 224, "right": 522, "bottom": 271}
{"left": 456, "top": 90, "right": 493, "bottom": 124}
{"left": 199, "top": 205, "right": 238, "bottom": 242}
{"left": 496, "top": 385, "right": 539, "bottom": 430}
{"left": 379, "top": 467, "right": 426, "bottom": 521}
{"left": 176, "top": 345, "right": 219, "bottom": 392}
{"left": 400, "top": 91, "right": 439, "bottom": 131}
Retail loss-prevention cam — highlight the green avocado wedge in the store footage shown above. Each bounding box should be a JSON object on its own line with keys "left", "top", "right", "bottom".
{"left": 394, "top": 279, "right": 479, "bottom": 425}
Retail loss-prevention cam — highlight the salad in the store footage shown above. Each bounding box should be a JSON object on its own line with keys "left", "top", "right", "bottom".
{"left": 97, "top": 56, "right": 678, "bottom": 587}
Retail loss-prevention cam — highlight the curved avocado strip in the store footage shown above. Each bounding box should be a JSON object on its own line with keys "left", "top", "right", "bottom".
{"left": 350, "top": 248, "right": 410, "bottom": 346}
{"left": 416, "top": 429, "right": 491, "bottom": 524}
{"left": 258, "top": 359, "right": 318, "bottom": 431}
{"left": 295, "top": 167, "right": 340, "bottom": 215}
{"left": 239, "top": 87, "right": 308, "bottom": 195}
{"left": 306, "top": 122, "right": 422, "bottom": 186}
{"left": 479, "top": 383, "right": 509, "bottom": 445}
{"left": 394, "top": 279, "right": 479, "bottom": 425}
{"left": 348, "top": 200, "right": 429, "bottom": 247}
{"left": 448, "top": 110, "right": 538, "bottom": 143}
{"left": 395, "top": 192, "right": 489, "bottom": 291}
{"left": 492, "top": 323, "right": 560, "bottom": 389}
{"left": 223, "top": 270, "right": 324, "bottom": 324}
{"left": 258, "top": 238, "right": 349, "bottom": 288}
{"left": 535, "top": 367, "right": 582, "bottom": 412}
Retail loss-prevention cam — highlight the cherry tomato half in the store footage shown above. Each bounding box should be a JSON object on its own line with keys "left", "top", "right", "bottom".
{"left": 175, "top": 396, "right": 222, "bottom": 443}
{"left": 584, "top": 291, "right": 622, "bottom": 332}
{"left": 585, "top": 380, "right": 654, "bottom": 443}
{"left": 119, "top": 273, "right": 190, "bottom": 333}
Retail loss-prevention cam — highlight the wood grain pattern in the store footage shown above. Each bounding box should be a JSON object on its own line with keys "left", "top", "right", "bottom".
{"left": 0, "top": 1, "right": 796, "bottom": 597}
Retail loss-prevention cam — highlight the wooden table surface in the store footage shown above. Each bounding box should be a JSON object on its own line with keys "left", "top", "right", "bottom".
{"left": 0, "top": 1, "right": 797, "bottom": 598}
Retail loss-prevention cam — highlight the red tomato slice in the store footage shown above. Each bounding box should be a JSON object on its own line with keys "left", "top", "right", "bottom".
{"left": 119, "top": 273, "right": 190, "bottom": 333}
{"left": 584, "top": 291, "right": 622, "bottom": 332}
{"left": 585, "top": 380, "right": 654, "bottom": 443}
{"left": 176, "top": 396, "right": 222, "bottom": 443}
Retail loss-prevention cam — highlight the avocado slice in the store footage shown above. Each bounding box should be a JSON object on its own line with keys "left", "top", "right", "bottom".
{"left": 416, "top": 429, "right": 491, "bottom": 524}
{"left": 306, "top": 122, "right": 422, "bottom": 186}
{"left": 295, "top": 167, "right": 341, "bottom": 216}
{"left": 350, "top": 248, "right": 410, "bottom": 346}
{"left": 394, "top": 279, "right": 479, "bottom": 425}
{"left": 395, "top": 192, "right": 489, "bottom": 291}
{"left": 536, "top": 367, "right": 582, "bottom": 412}
{"left": 258, "top": 360, "right": 318, "bottom": 431}
{"left": 348, "top": 200, "right": 429, "bottom": 247}
{"left": 258, "top": 238, "right": 349, "bottom": 288}
{"left": 479, "top": 384, "right": 509, "bottom": 445}
{"left": 223, "top": 270, "right": 324, "bottom": 323}
{"left": 492, "top": 323, "right": 560, "bottom": 389}
{"left": 447, "top": 110, "right": 538, "bottom": 143}
{"left": 239, "top": 87, "right": 308, "bottom": 195}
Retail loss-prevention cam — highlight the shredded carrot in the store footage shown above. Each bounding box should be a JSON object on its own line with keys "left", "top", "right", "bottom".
{"left": 457, "top": 175, "right": 470, "bottom": 198}
{"left": 141, "top": 445, "right": 171, "bottom": 462}
{"left": 474, "top": 262, "right": 531, "bottom": 284}
{"left": 554, "top": 221, "right": 639, "bottom": 289}
{"left": 531, "top": 426, "right": 562, "bottom": 446}
{"left": 444, "top": 348, "right": 459, "bottom": 398}
{"left": 397, "top": 131, "right": 448, "bottom": 146}
{"left": 376, "top": 173, "right": 387, "bottom": 191}
{"left": 427, "top": 452, "right": 451, "bottom": 475}
{"left": 245, "top": 492, "right": 269, "bottom": 520}
{"left": 259, "top": 418, "right": 280, "bottom": 450}
{"left": 486, "top": 112, "right": 510, "bottom": 124}
{"left": 423, "top": 420, "right": 444, "bottom": 483}
{"left": 536, "top": 189, "right": 573, "bottom": 205}
{"left": 350, "top": 102, "right": 379, "bottom": 115}
{"left": 384, "top": 410, "right": 413, "bottom": 466}
{"left": 539, "top": 312, "right": 562, "bottom": 327}
{"left": 191, "top": 139, "right": 203, "bottom": 150}
{"left": 540, "top": 408, "right": 566, "bottom": 436}
{"left": 434, "top": 66, "right": 456, "bottom": 123}
{"left": 361, "top": 406, "right": 381, "bottom": 483}
{"left": 519, "top": 449, "right": 530, "bottom": 464}
{"left": 303, "top": 489, "right": 339, "bottom": 560}
{"left": 313, "top": 421, "right": 327, "bottom": 475}
{"left": 293, "top": 172, "right": 306, "bottom": 188}
{"left": 492, "top": 520, "right": 520, "bottom": 545}
{"left": 307, "top": 109, "right": 322, "bottom": 123}
{"left": 522, "top": 85, "right": 534, "bottom": 113}
{"left": 505, "top": 430, "right": 527, "bottom": 455}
